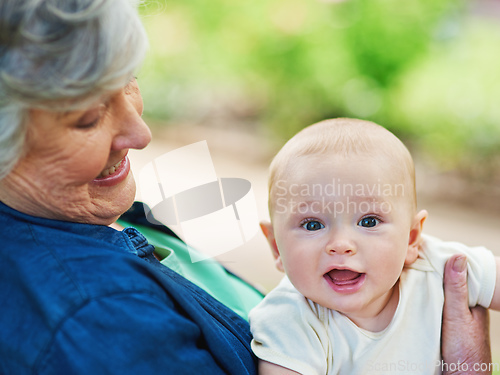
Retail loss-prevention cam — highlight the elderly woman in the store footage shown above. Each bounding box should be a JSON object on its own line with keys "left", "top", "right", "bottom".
{"left": 0, "top": 0, "right": 492, "bottom": 374}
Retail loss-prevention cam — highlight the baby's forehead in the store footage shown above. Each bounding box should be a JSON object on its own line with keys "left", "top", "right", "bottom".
{"left": 286, "top": 159, "right": 402, "bottom": 189}
{"left": 281, "top": 152, "right": 405, "bottom": 182}
{"left": 271, "top": 151, "right": 415, "bottom": 206}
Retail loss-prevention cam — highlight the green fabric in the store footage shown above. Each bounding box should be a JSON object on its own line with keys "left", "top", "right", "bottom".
{"left": 117, "top": 220, "right": 264, "bottom": 320}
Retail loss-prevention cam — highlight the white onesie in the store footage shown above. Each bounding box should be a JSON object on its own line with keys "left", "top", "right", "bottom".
{"left": 250, "top": 235, "right": 496, "bottom": 375}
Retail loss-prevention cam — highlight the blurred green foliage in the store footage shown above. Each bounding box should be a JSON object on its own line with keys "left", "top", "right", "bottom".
{"left": 138, "top": 0, "right": 500, "bottom": 175}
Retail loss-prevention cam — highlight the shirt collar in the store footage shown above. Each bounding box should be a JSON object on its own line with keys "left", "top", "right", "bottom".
{"left": 0, "top": 201, "right": 154, "bottom": 257}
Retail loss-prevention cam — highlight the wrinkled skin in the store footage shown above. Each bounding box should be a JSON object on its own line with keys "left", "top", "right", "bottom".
{"left": 442, "top": 254, "right": 492, "bottom": 375}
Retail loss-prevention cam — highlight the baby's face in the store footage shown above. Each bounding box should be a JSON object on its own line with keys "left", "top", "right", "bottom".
{"left": 270, "top": 153, "right": 417, "bottom": 325}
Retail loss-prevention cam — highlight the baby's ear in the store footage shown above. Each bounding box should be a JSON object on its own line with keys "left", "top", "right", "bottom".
{"left": 405, "top": 210, "right": 428, "bottom": 265}
{"left": 260, "top": 221, "right": 284, "bottom": 272}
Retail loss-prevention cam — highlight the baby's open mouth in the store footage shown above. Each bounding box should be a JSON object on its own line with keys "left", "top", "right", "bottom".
{"left": 325, "top": 269, "right": 364, "bottom": 285}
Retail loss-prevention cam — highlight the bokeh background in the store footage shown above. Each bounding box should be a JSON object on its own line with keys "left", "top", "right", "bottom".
{"left": 133, "top": 0, "right": 500, "bottom": 370}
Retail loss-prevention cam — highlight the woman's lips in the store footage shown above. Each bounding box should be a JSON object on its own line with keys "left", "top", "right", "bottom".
{"left": 324, "top": 269, "right": 366, "bottom": 294}
{"left": 98, "top": 159, "right": 124, "bottom": 178}
{"left": 93, "top": 156, "right": 130, "bottom": 187}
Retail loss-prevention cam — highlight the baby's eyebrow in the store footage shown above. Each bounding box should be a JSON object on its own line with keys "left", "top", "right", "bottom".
{"left": 349, "top": 195, "right": 391, "bottom": 207}
{"left": 349, "top": 195, "right": 383, "bottom": 201}
{"left": 295, "top": 199, "right": 322, "bottom": 206}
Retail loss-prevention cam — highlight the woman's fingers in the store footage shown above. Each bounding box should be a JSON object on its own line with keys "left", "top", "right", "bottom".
{"left": 442, "top": 254, "right": 492, "bottom": 375}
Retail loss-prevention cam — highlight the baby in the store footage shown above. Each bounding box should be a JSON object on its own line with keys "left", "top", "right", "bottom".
{"left": 249, "top": 118, "right": 500, "bottom": 374}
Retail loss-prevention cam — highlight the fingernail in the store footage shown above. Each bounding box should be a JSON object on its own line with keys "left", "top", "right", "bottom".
{"left": 453, "top": 256, "right": 467, "bottom": 272}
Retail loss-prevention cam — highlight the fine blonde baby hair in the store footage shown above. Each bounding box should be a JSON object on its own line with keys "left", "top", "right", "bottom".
{"left": 267, "top": 118, "right": 416, "bottom": 217}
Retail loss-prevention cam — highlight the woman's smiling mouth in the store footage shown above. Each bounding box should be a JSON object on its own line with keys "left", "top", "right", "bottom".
{"left": 93, "top": 155, "right": 130, "bottom": 187}
{"left": 97, "top": 159, "right": 124, "bottom": 178}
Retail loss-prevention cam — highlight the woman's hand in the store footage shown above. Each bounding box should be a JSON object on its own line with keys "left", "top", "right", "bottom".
{"left": 442, "top": 254, "right": 492, "bottom": 375}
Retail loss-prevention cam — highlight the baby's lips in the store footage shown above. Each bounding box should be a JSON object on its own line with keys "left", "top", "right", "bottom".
{"left": 327, "top": 269, "right": 362, "bottom": 283}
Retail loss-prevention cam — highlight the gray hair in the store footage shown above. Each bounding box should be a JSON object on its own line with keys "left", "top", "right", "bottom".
{"left": 0, "top": 0, "right": 148, "bottom": 179}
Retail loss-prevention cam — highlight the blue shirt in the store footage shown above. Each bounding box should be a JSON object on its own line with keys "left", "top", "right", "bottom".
{"left": 0, "top": 202, "right": 257, "bottom": 374}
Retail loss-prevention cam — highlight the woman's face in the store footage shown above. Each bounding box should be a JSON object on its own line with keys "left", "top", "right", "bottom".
{"left": 0, "top": 78, "right": 152, "bottom": 225}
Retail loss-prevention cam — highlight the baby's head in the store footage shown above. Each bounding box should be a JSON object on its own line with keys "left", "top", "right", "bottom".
{"left": 261, "top": 118, "right": 427, "bottom": 323}
{"left": 268, "top": 118, "right": 417, "bottom": 219}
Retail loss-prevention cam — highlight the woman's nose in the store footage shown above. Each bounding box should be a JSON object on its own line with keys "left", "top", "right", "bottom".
{"left": 113, "top": 115, "right": 152, "bottom": 151}
{"left": 111, "top": 86, "right": 152, "bottom": 151}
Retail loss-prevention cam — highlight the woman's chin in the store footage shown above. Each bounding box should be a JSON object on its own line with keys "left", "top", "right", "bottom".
{"left": 86, "top": 174, "right": 137, "bottom": 225}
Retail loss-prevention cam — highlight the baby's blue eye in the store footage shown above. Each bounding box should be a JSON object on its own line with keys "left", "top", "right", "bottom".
{"left": 302, "top": 220, "right": 324, "bottom": 231}
{"left": 358, "top": 217, "right": 379, "bottom": 228}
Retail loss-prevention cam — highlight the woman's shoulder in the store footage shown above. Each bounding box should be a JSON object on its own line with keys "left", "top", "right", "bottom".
{"left": 5, "top": 227, "right": 173, "bottom": 303}
{"left": 0, "top": 223, "right": 179, "bottom": 374}
{"left": 0, "top": 214, "right": 173, "bottom": 317}
{"left": 0, "top": 206, "right": 176, "bottom": 327}
{"left": 0, "top": 205, "right": 256, "bottom": 374}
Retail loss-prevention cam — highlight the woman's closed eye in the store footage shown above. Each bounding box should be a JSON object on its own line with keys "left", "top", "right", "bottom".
{"left": 75, "top": 104, "right": 107, "bottom": 130}
{"left": 75, "top": 117, "right": 100, "bottom": 130}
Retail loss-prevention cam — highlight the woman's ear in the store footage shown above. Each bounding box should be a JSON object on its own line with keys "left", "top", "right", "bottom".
{"left": 405, "top": 210, "right": 428, "bottom": 265}
{"left": 260, "top": 221, "right": 284, "bottom": 272}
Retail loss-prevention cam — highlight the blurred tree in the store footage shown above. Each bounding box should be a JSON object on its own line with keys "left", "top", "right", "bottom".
{"left": 138, "top": 0, "right": 500, "bottom": 177}
{"left": 340, "top": 0, "right": 457, "bottom": 87}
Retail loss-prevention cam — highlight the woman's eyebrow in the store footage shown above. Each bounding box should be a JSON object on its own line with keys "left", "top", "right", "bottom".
{"left": 55, "top": 93, "right": 113, "bottom": 120}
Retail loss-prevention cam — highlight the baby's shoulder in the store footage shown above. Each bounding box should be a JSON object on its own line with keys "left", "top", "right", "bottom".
{"left": 250, "top": 277, "right": 326, "bottom": 323}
